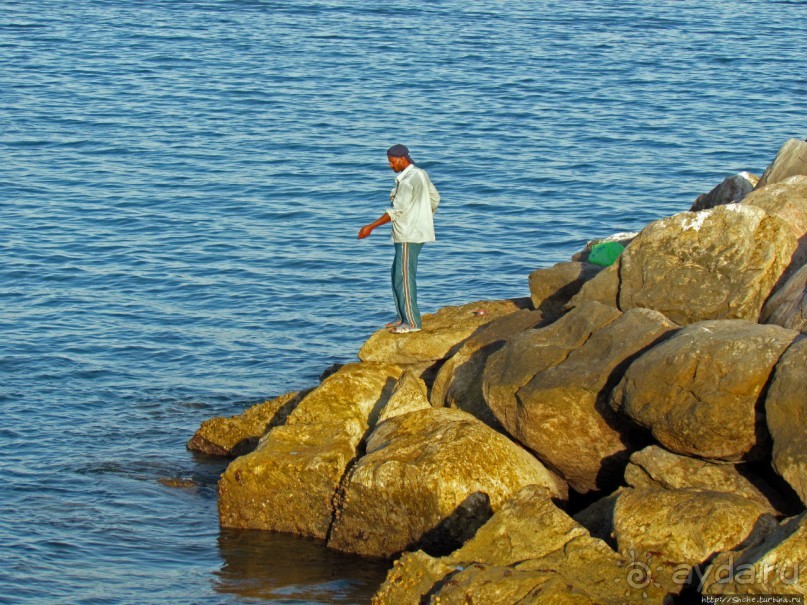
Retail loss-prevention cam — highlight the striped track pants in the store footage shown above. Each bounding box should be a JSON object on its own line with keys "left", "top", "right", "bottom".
{"left": 391, "top": 242, "right": 423, "bottom": 329}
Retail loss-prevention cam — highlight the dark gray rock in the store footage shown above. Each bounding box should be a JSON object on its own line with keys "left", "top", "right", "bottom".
{"left": 690, "top": 172, "right": 758, "bottom": 211}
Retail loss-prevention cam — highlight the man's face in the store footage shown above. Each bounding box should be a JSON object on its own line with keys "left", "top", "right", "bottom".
{"left": 388, "top": 155, "right": 408, "bottom": 173}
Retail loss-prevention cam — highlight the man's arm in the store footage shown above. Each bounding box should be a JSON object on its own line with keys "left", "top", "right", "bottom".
{"left": 428, "top": 179, "right": 440, "bottom": 213}
{"left": 358, "top": 212, "right": 391, "bottom": 239}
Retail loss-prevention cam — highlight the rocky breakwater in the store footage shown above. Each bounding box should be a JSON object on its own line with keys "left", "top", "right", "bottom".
{"left": 190, "top": 140, "right": 807, "bottom": 603}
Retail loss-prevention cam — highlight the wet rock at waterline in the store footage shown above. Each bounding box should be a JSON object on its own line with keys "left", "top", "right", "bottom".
{"left": 218, "top": 362, "right": 402, "bottom": 538}
{"left": 187, "top": 390, "right": 307, "bottom": 457}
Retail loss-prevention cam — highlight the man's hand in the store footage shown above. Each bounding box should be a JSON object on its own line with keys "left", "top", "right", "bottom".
{"left": 358, "top": 213, "right": 391, "bottom": 239}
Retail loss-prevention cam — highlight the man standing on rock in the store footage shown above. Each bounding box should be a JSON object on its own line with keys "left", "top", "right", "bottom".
{"left": 358, "top": 144, "right": 440, "bottom": 334}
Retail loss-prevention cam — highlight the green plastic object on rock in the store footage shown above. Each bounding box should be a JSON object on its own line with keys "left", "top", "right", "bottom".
{"left": 587, "top": 241, "right": 625, "bottom": 267}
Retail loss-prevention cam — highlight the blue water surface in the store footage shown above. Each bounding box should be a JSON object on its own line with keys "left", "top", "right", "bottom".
{"left": 1, "top": 0, "right": 805, "bottom": 603}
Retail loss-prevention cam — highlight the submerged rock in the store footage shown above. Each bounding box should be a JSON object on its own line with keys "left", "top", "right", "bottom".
{"left": 358, "top": 298, "right": 530, "bottom": 381}
{"left": 611, "top": 320, "right": 799, "bottom": 461}
{"left": 765, "top": 338, "right": 807, "bottom": 506}
{"left": 187, "top": 390, "right": 307, "bottom": 457}
{"left": 484, "top": 301, "right": 676, "bottom": 493}
{"left": 158, "top": 477, "right": 199, "bottom": 489}
{"left": 217, "top": 362, "right": 402, "bottom": 538}
{"left": 327, "top": 408, "right": 566, "bottom": 558}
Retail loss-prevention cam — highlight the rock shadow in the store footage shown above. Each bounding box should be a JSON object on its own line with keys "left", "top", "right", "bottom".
{"left": 768, "top": 232, "right": 807, "bottom": 298}
{"left": 412, "top": 491, "right": 493, "bottom": 558}
{"left": 536, "top": 262, "right": 603, "bottom": 320}
{"left": 229, "top": 388, "right": 312, "bottom": 458}
{"left": 588, "top": 328, "right": 681, "bottom": 492}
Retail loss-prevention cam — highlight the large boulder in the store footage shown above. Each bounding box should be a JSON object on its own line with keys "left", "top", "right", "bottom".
{"left": 187, "top": 390, "right": 306, "bottom": 457}
{"left": 743, "top": 175, "right": 807, "bottom": 275}
{"left": 613, "top": 487, "right": 778, "bottom": 568}
{"left": 430, "top": 308, "right": 547, "bottom": 429}
{"left": 755, "top": 138, "right": 807, "bottom": 189}
{"left": 761, "top": 265, "right": 807, "bottom": 332}
{"left": 765, "top": 337, "right": 807, "bottom": 506}
{"left": 484, "top": 302, "right": 622, "bottom": 430}
{"left": 569, "top": 204, "right": 798, "bottom": 325}
{"left": 327, "top": 408, "right": 566, "bottom": 558}
{"left": 484, "top": 301, "right": 677, "bottom": 493}
{"left": 527, "top": 261, "right": 602, "bottom": 318}
{"left": 611, "top": 320, "right": 799, "bottom": 461}
{"left": 690, "top": 172, "right": 758, "bottom": 211}
{"left": 358, "top": 298, "right": 530, "bottom": 381}
{"left": 372, "top": 485, "right": 676, "bottom": 605}
{"left": 217, "top": 362, "right": 402, "bottom": 538}
{"left": 702, "top": 512, "right": 807, "bottom": 596}
{"left": 624, "top": 445, "right": 782, "bottom": 515}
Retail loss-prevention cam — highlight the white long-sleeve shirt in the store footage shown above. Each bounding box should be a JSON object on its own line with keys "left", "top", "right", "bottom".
{"left": 386, "top": 164, "right": 440, "bottom": 243}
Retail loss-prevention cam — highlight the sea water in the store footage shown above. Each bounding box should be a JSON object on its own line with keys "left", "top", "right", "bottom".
{"left": 1, "top": 1, "right": 805, "bottom": 603}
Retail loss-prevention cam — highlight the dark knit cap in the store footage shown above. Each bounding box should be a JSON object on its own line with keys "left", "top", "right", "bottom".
{"left": 386, "top": 144, "right": 412, "bottom": 160}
